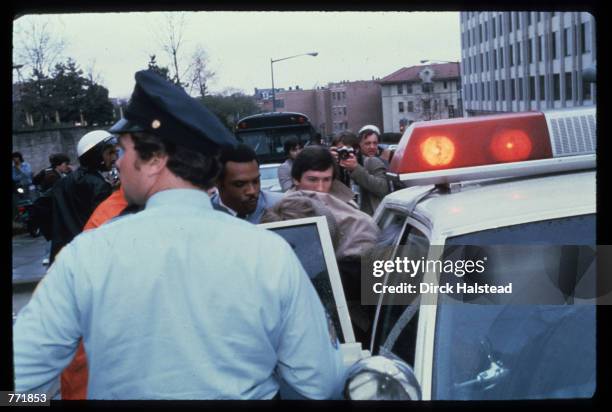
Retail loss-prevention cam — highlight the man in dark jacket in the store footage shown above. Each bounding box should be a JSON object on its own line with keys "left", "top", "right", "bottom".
{"left": 31, "top": 154, "right": 72, "bottom": 261}
{"left": 50, "top": 131, "right": 118, "bottom": 262}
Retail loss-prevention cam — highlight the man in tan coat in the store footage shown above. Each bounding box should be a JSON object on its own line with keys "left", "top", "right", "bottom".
{"left": 273, "top": 146, "right": 380, "bottom": 341}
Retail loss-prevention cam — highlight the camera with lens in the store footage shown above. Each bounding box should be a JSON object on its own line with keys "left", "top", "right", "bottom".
{"left": 335, "top": 147, "right": 355, "bottom": 161}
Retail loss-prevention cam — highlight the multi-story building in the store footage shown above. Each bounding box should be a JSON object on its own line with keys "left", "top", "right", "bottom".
{"left": 328, "top": 80, "right": 383, "bottom": 135}
{"left": 460, "top": 11, "right": 596, "bottom": 116}
{"left": 380, "top": 63, "right": 462, "bottom": 133}
{"left": 256, "top": 80, "right": 382, "bottom": 137}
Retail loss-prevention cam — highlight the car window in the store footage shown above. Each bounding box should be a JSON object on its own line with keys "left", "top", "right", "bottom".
{"left": 433, "top": 214, "right": 596, "bottom": 400}
{"left": 262, "top": 222, "right": 349, "bottom": 343}
{"left": 259, "top": 166, "right": 279, "bottom": 181}
{"left": 373, "top": 217, "right": 431, "bottom": 361}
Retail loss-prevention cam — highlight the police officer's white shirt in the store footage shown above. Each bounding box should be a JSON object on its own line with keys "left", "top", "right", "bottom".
{"left": 13, "top": 188, "right": 345, "bottom": 399}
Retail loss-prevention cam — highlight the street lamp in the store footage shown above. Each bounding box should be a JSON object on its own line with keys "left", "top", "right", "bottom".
{"left": 271, "top": 52, "right": 318, "bottom": 112}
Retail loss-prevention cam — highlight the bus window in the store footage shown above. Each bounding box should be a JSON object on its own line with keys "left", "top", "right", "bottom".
{"left": 235, "top": 112, "right": 317, "bottom": 164}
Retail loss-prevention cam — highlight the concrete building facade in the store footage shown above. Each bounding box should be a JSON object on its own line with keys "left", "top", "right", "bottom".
{"left": 328, "top": 80, "right": 383, "bottom": 135}
{"left": 460, "top": 11, "right": 596, "bottom": 116}
{"left": 256, "top": 80, "right": 382, "bottom": 137}
{"left": 380, "top": 63, "right": 462, "bottom": 133}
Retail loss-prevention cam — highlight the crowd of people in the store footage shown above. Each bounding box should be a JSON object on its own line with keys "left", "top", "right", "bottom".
{"left": 12, "top": 68, "right": 398, "bottom": 400}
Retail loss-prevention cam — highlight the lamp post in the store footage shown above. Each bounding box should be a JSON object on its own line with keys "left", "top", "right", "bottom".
{"left": 271, "top": 52, "right": 318, "bottom": 112}
{"left": 419, "top": 59, "right": 462, "bottom": 118}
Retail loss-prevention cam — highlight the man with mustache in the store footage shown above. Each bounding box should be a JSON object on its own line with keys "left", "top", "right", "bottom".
{"left": 211, "top": 144, "right": 283, "bottom": 223}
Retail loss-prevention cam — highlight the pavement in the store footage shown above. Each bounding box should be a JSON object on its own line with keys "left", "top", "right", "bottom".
{"left": 12, "top": 233, "right": 48, "bottom": 318}
{"left": 12, "top": 233, "right": 48, "bottom": 285}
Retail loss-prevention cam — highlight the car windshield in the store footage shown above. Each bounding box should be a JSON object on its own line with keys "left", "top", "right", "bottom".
{"left": 259, "top": 166, "right": 279, "bottom": 181}
{"left": 433, "top": 214, "right": 596, "bottom": 400}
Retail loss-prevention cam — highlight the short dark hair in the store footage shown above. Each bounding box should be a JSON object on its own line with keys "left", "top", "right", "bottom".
{"left": 217, "top": 144, "right": 259, "bottom": 181}
{"left": 49, "top": 153, "right": 70, "bottom": 168}
{"left": 12, "top": 152, "right": 24, "bottom": 162}
{"left": 291, "top": 145, "right": 336, "bottom": 181}
{"left": 331, "top": 131, "right": 359, "bottom": 149}
{"left": 130, "top": 131, "right": 219, "bottom": 190}
{"left": 283, "top": 138, "right": 300, "bottom": 156}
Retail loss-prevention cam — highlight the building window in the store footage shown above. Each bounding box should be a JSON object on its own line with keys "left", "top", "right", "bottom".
{"left": 423, "top": 100, "right": 431, "bottom": 111}
{"left": 484, "top": 22, "right": 488, "bottom": 39}
{"left": 565, "top": 72, "right": 573, "bottom": 101}
{"left": 538, "top": 35, "right": 544, "bottom": 61}
{"left": 484, "top": 51, "right": 488, "bottom": 70}
{"left": 511, "top": 78, "right": 516, "bottom": 100}
{"left": 399, "top": 102, "right": 405, "bottom": 113}
{"left": 444, "top": 81, "right": 448, "bottom": 89}
{"left": 493, "top": 50, "right": 497, "bottom": 70}
{"left": 564, "top": 28, "right": 571, "bottom": 56}
{"left": 444, "top": 99, "right": 449, "bottom": 107}
{"left": 583, "top": 78, "right": 592, "bottom": 100}
{"left": 552, "top": 32, "right": 557, "bottom": 59}
{"left": 343, "top": 107, "right": 347, "bottom": 115}
{"left": 486, "top": 83, "right": 490, "bottom": 101}
{"left": 422, "top": 83, "right": 433, "bottom": 93}
{"left": 539, "top": 75, "right": 546, "bottom": 101}
{"left": 536, "top": 11, "right": 541, "bottom": 23}
{"left": 509, "top": 44, "right": 514, "bottom": 66}
{"left": 529, "top": 76, "right": 536, "bottom": 100}
{"left": 553, "top": 73, "right": 560, "bottom": 100}
{"left": 499, "top": 48, "right": 504, "bottom": 68}
{"left": 528, "top": 39, "right": 534, "bottom": 63}
{"left": 527, "top": 12, "right": 532, "bottom": 26}
{"left": 581, "top": 22, "right": 589, "bottom": 53}
{"left": 500, "top": 80, "right": 505, "bottom": 100}
{"left": 342, "top": 91, "right": 346, "bottom": 99}
{"left": 518, "top": 78, "right": 523, "bottom": 100}
{"left": 434, "top": 99, "right": 438, "bottom": 112}
{"left": 398, "top": 84, "right": 404, "bottom": 94}
{"left": 517, "top": 41, "right": 521, "bottom": 64}
{"left": 492, "top": 81, "right": 497, "bottom": 100}
{"left": 497, "top": 15, "right": 502, "bottom": 34}
{"left": 407, "top": 101, "right": 414, "bottom": 112}
{"left": 513, "top": 12, "right": 519, "bottom": 31}
{"left": 492, "top": 18, "right": 497, "bottom": 38}
{"left": 406, "top": 83, "right": 412, "bottom": 93}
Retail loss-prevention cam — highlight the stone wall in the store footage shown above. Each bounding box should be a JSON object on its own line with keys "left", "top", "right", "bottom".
{"left": 12, "top": 127, "right": 90, "bottom": 175}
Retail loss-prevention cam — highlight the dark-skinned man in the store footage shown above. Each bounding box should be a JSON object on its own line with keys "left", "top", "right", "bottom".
{"left": 211, "top": 144, "right": 283, "bottom": 223}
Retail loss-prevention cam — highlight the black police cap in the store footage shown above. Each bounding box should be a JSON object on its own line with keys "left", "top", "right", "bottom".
{"left": 109, "top": 70, "right": 237, "bottom": 154}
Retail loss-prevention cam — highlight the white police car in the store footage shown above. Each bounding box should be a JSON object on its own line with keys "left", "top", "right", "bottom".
{"left": 262, "top": 106, "right": 597, "bottom": 400}
{"left": 346, "top": 106, "right": 597, "bottom": 400}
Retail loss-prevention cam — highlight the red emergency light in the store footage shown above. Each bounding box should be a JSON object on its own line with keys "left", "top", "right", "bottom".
{"left": 389, "top": 112, "right": 553, "bottom": 174}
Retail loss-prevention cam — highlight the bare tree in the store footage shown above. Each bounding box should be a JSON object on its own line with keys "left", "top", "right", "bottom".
{"left": 14, "top": 16, "right": 66, "bottom": 78}
{"left": 187, "top": 45, "right": 215, "bottom": 97}
{"left": 85, "top": 58, "right": 104, "bottom": 85}
{"left": 157, "top": 12, "right": 188, "bottom": 87}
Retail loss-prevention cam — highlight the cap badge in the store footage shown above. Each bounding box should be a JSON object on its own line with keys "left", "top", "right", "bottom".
{"left": 151, "top": 119, "right": 161, "bottom": 129}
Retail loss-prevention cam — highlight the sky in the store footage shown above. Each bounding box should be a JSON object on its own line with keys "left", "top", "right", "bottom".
{"left": 12, "top": 11, "right": 462, "bottom": 99}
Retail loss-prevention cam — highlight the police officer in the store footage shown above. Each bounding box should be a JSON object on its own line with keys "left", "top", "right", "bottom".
{"left": 13, "top": 70, "right": 345, "bottom": 400}
{"left": 49, "top": 130, "right": 118, "bottom": 263}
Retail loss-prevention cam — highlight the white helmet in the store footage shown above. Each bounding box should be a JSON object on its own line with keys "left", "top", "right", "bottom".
{"left": 358, "top": 124, "right": 381, "bottom": 136}
{"left": 77, "top": 130, "right": 115, "bottom": 158}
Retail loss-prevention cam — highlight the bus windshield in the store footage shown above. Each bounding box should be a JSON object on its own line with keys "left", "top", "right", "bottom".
{"left": 235, "top": 113, "right": 316, "bottom": 163}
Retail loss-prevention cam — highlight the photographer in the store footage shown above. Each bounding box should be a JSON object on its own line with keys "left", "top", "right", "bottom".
{"left": 330, "top": 127, "right": 390, "bottom": 216}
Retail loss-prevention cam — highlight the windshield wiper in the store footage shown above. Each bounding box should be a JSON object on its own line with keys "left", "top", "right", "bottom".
{"left": 454, "top": 339, "right": 509, "bottom": 391}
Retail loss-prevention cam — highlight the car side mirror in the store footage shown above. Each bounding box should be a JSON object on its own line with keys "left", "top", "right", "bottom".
{"left": 343, "top": 354, "right": 422, "bottom": 400}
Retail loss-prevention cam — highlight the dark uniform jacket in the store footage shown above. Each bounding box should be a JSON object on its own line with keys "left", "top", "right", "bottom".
{"left": 31, "top": 169, "right": 64, "bottom": 242}
{"left": 50, "top": 167, "right": 112, "bottom": 262}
